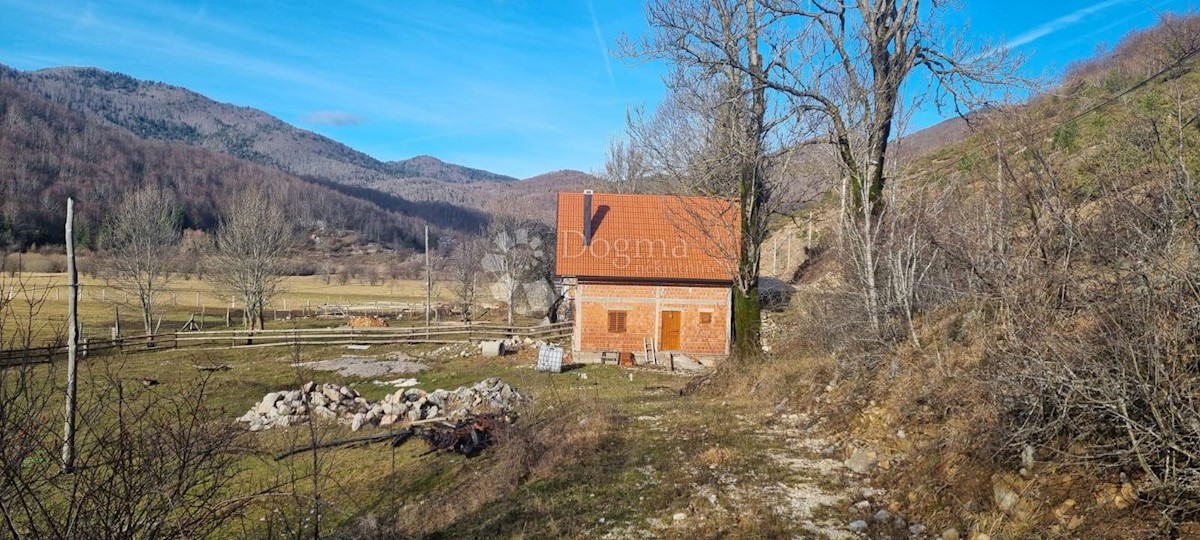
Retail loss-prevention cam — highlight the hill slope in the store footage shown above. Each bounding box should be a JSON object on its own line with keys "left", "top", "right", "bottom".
{"left": 385, "top": 155, "right": 516, "bottom": 183}
{"left": 755, "top": 13, "right": 1200, "bottom": 539}
{"left": 378, "top": 169, "right": 598, "bottom": 224}
{"left": 0, "top": 76, "right": 486, "bottom": 250}
{"left": 0, "top": 65, "right": 517, "bottom": 187}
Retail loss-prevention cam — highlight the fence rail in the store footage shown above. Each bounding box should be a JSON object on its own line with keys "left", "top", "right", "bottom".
{"left": 0, "top": 322, "right": 573, "bottom": 367}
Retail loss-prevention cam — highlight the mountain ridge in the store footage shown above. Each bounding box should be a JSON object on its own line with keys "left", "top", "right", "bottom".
{"left": 0, "top": 64, "right": 523, "bottom": 187}
{"left": 0, "top": 71, "right": 491, "bottom": 250}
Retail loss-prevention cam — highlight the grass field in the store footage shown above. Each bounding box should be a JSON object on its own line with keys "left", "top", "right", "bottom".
{"left": 0, "top": 272, "right": 510, "bottom": 347}
{"left": 1, "top": 271, "right": 853, "bottom": 538}
{"left": 0, "top": 335, "right": 843, "bottom": 538}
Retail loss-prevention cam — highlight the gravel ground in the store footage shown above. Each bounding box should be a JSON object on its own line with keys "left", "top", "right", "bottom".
{"left": 294, "top": 354, "right": 431, "bottom": 378}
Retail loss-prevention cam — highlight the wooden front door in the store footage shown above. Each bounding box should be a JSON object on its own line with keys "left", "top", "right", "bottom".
{"left": 659, "top": 310, "right": 681, "bottom": 350}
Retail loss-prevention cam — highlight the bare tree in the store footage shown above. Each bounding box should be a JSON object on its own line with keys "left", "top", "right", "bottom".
{"left": 599, "top": 136, "right": 649, "bottom": 194}
{"left": 212, "top": 187, "right": 293, "bottom": 330}
{"left": 774, "top": 0, "right": 1017, "bottom": 333}
{"left": 100, "top": 187, "right": 181, "bottom": 335}
{"left": 482, "top": 217, "right": 546, "bottom": 326}
{"left": 628, "top": 0, "right": 1020, "bottom": 347}
{"left": 363, "top": 266, "right": 382, "bottom": 286}
{"left": 447, "top": 236, "right": 487, "bottom": 322}
{"left": 532, "top": 223, "right": 567, "bottom": 323}
{"left": 318, "top": 260, "right": 336, "bottom": 285}
{"left": 624, "top": 0, "right": 786, "bottom": 356}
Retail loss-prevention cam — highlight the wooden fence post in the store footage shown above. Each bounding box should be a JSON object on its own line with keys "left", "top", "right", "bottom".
{"left": 772, "top": 236, "right": 778, "bottom": 274}
{"left": 62, "top": 197, "right": 79, "bottom": 473}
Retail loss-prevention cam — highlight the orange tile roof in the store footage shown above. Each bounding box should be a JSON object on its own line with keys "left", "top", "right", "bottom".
{"left": 555, "top": 191, "right": 740, "bottom": 282}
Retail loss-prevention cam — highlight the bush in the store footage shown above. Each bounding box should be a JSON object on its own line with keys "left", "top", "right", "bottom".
{"left": 19, "top": 253, "right": 66, "bottom": 273}
{"left": 0, "top": 357, "right": 250, "bottom": 538}
{"left": 287, "top": 260, "right": 318, "bottom": 276}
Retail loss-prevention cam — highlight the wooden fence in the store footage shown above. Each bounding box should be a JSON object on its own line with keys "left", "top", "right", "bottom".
{"left": 0, "top": 322, "right": 573, "bottom": 367}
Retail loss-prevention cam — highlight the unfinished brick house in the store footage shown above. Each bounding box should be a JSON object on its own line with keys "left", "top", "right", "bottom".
{"left": 555, "top": 190, "right": 740, "bottom": 361}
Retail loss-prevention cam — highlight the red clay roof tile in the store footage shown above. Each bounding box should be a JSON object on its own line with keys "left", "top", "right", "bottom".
{"left": 555, "top": 191, "right": 739, "bottom": 282}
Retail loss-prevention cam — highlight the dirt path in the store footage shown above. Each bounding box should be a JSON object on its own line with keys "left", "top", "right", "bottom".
{"left": 602, "top": 406, "right": 862, "bottom": 539}
{"left": 753, "top": 413, "right": 857, "bottom": 539}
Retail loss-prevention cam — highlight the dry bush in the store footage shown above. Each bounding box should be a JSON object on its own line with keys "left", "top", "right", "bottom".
{"left": 768, "top": 18, "right": 1200, "bottom": 534}
{"left": 10, "top": 253, "right": 67, "bottom": 273}
{"left": 2, "top": 279, "right": 252, "bottom": 538}
{"left": 917, "top": 55, "right": 1200, "bottom": 530}
{"left": 0, "top": 355, "right": 253, "bottom": 538}
{"left": 286, "top": 260, "right": 318, "bottom": 276}
{"left": 388, "top": 260, "right": 424, "bottom": 281}
{"left": 1064, "top": 14, "right": 1200, "bottom": 88}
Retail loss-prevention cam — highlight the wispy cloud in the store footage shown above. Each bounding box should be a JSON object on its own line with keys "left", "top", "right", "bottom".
{"left": 302, "top": 111, "right": 366, "bottom": 126}
{"left": 587, "top": 0, "right": 615, "bottom": 86}
{"left": 0, "top": 0, "right": 631, "bottom": 176}
{"left": 6, "top": 0, "right": 446, "bottom": 125}
{"left": 1006, "top": 0, "right": 1134, "bottom": 49}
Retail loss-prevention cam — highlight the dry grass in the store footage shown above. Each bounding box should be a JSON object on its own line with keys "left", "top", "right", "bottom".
{"left": 0, "top": 272, "right": 511, "bottom": 346}
{"left": 5, "top": 333, "right": 841, "bottom": 539}
{"left": 390, "top": 400, "right": 621, "bottom": 536}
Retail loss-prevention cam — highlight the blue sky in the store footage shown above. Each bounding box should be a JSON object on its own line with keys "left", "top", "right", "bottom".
{"left": 0, "top": 0, "right": 1194, "bottom": 178}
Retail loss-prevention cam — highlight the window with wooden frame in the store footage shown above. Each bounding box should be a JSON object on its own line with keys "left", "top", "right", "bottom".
{"left": 607, "top": 311, "right": 627, "bottom": 333}
{"left": 699, "top": 311, "right": 713, "bottom": 324}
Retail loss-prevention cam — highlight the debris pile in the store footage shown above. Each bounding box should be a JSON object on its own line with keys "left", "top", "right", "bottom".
{"left": 237, "top": 382, "right": 372, "bottom": 432}
{"left": 274, "top": 412, "right": 508, "bottom": 460}
{"left": 421, "top": 414, "right": 504, "bottom": 456}
{"left": 428, "top": 342, "right": 476, "bottom": 359}
{"left": 237, "top": 377, "right": 525, "bottom": 432}
{"left": 349, "top": 316, "right": 389, "bottom": 327}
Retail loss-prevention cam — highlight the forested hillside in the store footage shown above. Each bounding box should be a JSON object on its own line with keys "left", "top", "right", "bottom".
{"left": 0, "top": 78, "right": 486, "bottom": 250}
{"left": 0, "top": 64, "right": 594, "bottom": 237}
{"left": 379, "top": 169, "right": 596, "bottom": 224}
{"left": 384, "top": 155, "right": 516, "bottom": 183}
{"left": 0, "top": 65, "right": 520, "bottom": 188}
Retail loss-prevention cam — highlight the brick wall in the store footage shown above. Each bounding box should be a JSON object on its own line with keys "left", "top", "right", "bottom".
{"left": 574, "top": 282, "right": 730, "bottom": 355}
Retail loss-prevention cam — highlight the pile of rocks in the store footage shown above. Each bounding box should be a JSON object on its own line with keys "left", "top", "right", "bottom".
{"left": 427, "top": 343, "right": 476, "bottom": 359}
{"left": 236, "top": 378, "right": 525, "bottom": 432}
{"left": 845, "top": 493, "right": 942, "bottom": 539}
{"left": 237, "top": 382, "right": 372, "bottom": 432}
{"left": 352, "top": 377, "right": 524, "bottom": 431}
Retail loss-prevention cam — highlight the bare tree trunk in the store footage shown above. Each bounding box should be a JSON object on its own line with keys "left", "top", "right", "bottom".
{"left": 507, "top": 285, "right": 516, "bottom": 326}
